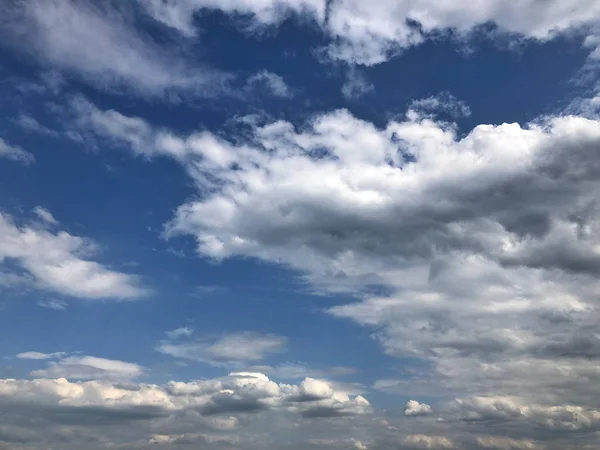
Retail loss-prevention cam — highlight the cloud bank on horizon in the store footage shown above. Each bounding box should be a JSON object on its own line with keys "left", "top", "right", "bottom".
{"left": 0, "top": 1, "right": 599, "bottom": 449}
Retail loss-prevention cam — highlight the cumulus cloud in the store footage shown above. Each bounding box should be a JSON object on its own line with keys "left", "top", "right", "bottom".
{"left": 250, "top": 363, "right": 357, "bottom": 380}
{"left": 0, "top": 138, "right": 34, "bottom": 165}
{"left": 156, "top": 332, "right": 287, "bottom": 365}
{"left": 0, "top": 210, "right": 147, "bottom": 299}
{"left": 0, "top": 373, "right": 371, "bottom": 448}
{"left": 66, "top": 96, "right": 600, "bottom": 445}
{"left": 405, "top": 400, "right": 433, "bottom": 417}
{"left": 0, "top": 372, "right": 370, "bottom": 419}
{"left": 136, "top": 0, "right": 600, "bottom": 64}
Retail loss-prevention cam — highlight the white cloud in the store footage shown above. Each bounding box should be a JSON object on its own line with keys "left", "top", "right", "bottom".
{"left": 250, "top": 362, "right": 357, "bottom": 380}
{"left": 454, "top": 396, "right": 600, "bottom": 431}
{"left": 0, "top": 0, "right": 229, "bottom": 96}
{"left": 136, "top": 0, "right": 600, "bottom": 64}
{"left": 341, "top": 68, "right": 374, "bottom": 100}
{"left": 32, "top": 207, "right": 58, "bottom": 225}
{"left": 157, "top": 331, "right": 287, "bottom": 365}
{"left": 410, "top": 94, "right": 471, "bottom": 118}
{"left": 474, "top": 436, "right": 542, "bottom": 450}
{"left": 403, "top": 434, "right": 455, "bottom": 449}
{"left": 404, "top": 400, "right": 433, "bottom": 417}
{"left": 0, "top": 138, "right": 34, "bottom": 165}
{"left": 36, "top": 299, "right": 68, "bottom": 310}
{"left": 16, "top": 351, "right": 66, "bottom": 360}
{"left": 0, "top": 372, "right": 371, "bottom": 419}
{"left": 0, "top": 210, "right": 147, "bottom": 299}
{"left": 30, "top": 355, "right": 144, "bottom": 381}
{"left": 15, "top": 115, "right": 58, "bottom": 136}
{"left": 68, "top": 98, "right": 600, "bottom": 445}
{"left": 166, "top": 327, "right": 194, "bottom": 339}
{"left": 137, "top": 0, "right": 327, "bottom": 37}
{"left": 246, "top": 70, "right": 293, "bottom": 98}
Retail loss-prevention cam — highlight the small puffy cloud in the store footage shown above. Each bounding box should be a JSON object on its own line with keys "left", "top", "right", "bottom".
{"left": 404, "top": 400, "right": 433, "bottom": 417}
{"left": 157, "top": 331, "right": 287, "bottom": 365}
{"left": 30, "top": 355, "right": 144, "bottom": 380}
{"left": 403, "top": 434, "right": 455, "bottom": 449}
{"left": 0, "top": 210, "right": 148, "bottom": 299}
{"left": 0, "top": 138, "right": 34, "bottom": 165}
{"left": 32, "top": 206, "right": 58, "bottom": 225}
{"left": 246, "top": 70, "right": 293, "bottom": 98}
{"left": 16, "top": 351, "right": 65, "bottom": 360}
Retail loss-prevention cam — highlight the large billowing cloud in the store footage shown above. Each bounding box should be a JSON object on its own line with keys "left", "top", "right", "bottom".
{"left": 0, "top": 209, "right": 147, "bottom": 300}
{"left": 68, "top": 96, "right": 600, "bottom": 446}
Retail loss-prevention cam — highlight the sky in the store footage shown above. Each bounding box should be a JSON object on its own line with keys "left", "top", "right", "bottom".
{"left": 0, "top": 1, "right": 600, "bottom": 449}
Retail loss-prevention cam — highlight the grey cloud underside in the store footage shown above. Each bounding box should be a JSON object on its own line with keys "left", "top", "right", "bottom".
{"left": 0, "top": 373, "right": 372, "bottom": 449}
{"left": 67, "top": 97, "right": 600, "bottom": 447}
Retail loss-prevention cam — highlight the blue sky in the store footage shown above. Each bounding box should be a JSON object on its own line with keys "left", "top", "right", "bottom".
{"left": 1, "top": 1, "right": 600, "bottom": 449}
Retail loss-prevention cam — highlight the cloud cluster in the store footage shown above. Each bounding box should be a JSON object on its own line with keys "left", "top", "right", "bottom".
{"left": 137, "top": 0, "right": 600, "bottom": 64}
{"left": 3, "top": 0, "right": 599, "bottom": 99}
{"left": 0, "top": 371, "right": 370, "bottom": 421}
{"left": 0, "top": 209, "right": 147, "bottom": 299}
{"left": 0, "top": 372, "right": 370, "bottom": 448}
{"left": 68, "top": 96, "right": 600, "bottom": 446}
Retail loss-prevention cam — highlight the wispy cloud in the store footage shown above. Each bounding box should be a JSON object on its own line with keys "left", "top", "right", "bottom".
{"left": 1, "top": 0, "right": 230, "bottom": 97}
{"left": 0, "top": 209, "right": 148, "bottom": 299}
{"left": 157, "top": 331, "right": 287, "bottom": 365}
{"left": 0, "top": 137, "right": 35, "bottom": 165}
